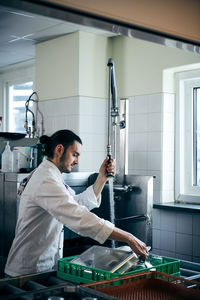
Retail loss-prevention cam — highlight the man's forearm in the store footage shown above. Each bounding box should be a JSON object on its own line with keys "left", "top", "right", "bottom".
{"left": 108, "top": 227, "right": 148, "bottom": 260}
{"left": 92, "top": 174, "right": 106, "bottom": 200}
{"left": 108, "top": 227, "right": 133, "bottom": 244}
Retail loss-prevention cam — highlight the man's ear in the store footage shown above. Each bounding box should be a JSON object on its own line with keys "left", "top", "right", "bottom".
{"left": 55, "top": 144, "right": 64, "bottom": 157}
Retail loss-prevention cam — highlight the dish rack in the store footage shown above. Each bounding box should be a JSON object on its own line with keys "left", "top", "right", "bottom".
{"left": 82, "top": 270, "right": 200, "bottom": 300}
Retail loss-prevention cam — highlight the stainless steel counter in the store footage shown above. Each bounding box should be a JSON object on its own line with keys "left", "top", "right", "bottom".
{"left": 0, "top": 172, "right": 28, "bottom": 278}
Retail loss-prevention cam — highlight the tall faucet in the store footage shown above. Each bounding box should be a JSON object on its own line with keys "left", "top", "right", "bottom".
{"left": 24, "top": 92, "right": 44, "bottom": 138}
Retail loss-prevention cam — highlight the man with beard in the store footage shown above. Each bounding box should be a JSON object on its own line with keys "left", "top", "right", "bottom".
{"left": 5, "top": 129, "right": 148, "bottom": 277}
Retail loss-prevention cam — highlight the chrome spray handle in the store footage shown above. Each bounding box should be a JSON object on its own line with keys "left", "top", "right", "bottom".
{"left": 107, "top": 144, "right": 114, "bottom": 178}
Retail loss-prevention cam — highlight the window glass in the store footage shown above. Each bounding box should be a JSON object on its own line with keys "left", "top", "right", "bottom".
{"left": 8, "top": 82, "right": 33, "bottom": 133}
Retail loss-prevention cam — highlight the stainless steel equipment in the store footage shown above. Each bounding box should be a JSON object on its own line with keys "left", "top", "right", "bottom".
{"left": 0, "top": 172, "right": 28, "bottom": 277}
{"left": 114, "top": 174, "right": 153, "bottom": 246}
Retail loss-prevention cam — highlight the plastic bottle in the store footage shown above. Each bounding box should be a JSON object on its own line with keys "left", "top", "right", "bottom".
{"left": 13, "top": 147, "right": 19, "bottom": 172}
{"left": 1, "top": 141, "right": 13, "bottom": 172}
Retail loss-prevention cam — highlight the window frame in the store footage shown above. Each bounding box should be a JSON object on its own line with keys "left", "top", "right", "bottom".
{"left": 0, "top": 62, "right": 35, "bottom": 132}
{"left": 6, "top": 81, "right": 33, "bottom": 133}
{"left": 175, "top": 69, "right": 200, "bottom": 204}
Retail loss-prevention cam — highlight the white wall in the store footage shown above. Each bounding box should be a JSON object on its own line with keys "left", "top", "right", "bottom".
{"left": 36, "top": 32, "right": 79, "bottom": 101}
{"left": 112, "top": 36, "right": 200, "bottom": 96}
{"left": 79, "top": 32, "right": 111, "bottom": 98}
{"left": 36, "top": 31, "right": 111, "bottom": 100}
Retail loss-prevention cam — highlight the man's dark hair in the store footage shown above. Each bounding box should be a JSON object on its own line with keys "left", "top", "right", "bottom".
{"left": 39, "top": 130, "right": 82, "bottom": 158}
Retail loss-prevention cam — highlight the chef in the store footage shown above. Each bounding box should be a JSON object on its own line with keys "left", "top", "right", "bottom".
{"left": 5, "top": 129, "right": 148, "bottom": 277}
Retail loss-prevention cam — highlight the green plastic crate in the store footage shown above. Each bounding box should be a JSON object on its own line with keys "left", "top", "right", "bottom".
{"left": 57, "top": 254, "right": 180, "bottom": 284}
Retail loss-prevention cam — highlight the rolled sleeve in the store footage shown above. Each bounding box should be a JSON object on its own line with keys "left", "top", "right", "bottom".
{"left": 93, "top": 220, "right": 114, "bottom": 244}
{"left": 74, "top": 185, "right": 101, "bottom": 210}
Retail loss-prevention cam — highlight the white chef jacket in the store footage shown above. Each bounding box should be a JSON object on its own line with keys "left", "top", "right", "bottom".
{"left": 5, "top": 159, "right": 114, "bottom": 277}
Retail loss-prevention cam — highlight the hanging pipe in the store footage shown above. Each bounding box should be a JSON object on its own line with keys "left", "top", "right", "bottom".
{"left": 107, "top": 58, "right": 119, "bottom": 176}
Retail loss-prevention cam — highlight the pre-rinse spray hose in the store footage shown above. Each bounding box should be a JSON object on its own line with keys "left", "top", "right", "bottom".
{"left": 107, "top": 58, "right": 119, "bottom": 177}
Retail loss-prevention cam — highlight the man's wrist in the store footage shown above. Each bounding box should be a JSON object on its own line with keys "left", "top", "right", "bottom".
{"left": 96, "top": 174, "right": 107, "bottom": 185}
{"left": 126, "top": 233, "right": 135, "bottom": 245}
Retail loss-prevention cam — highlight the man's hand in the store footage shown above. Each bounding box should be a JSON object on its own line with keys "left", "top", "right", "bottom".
{"left": 99, "top": 156, "right": 116, "bottom": 183}
{"left": 108, "top": 228, "right": 149, "bottom": 260}
{"left": 127, "top": 234, "right": 149, "bottom": 260}
{"left": 92, "top": 157, "right": 116, "bottom": 200}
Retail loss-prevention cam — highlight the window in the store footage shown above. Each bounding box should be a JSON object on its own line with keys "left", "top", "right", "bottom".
{"left": 175, "top": 70, "right": 200, "bottom": 203}
{"left": 193, "top": 87, "right": 200, "bottom": 186}
{"left": 8, "top": 81, "right": 33, "bottom": 133}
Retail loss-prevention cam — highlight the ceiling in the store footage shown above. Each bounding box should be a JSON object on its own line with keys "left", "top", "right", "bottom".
{"left": 0, "top": 4, "right": 115, "bottom": 69}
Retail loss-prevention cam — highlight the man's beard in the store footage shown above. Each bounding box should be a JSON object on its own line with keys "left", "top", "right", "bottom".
{"left": 59, "top": 154, "right": 71, "bottom": 173}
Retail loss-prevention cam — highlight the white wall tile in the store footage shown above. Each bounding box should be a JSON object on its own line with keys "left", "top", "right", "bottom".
{"left": 134, "top": 95, "right": 148, "bottom": 114}
{"left": 79, "top": 115, "right": 106, "bottom": 134}
{"left": 54, "top": 115, "right": 68, "bottom": 130}
{"left": 147, "top": 93, "right": 162, "bottom": 113}
{"left": 128, "top": 116, "right": 135, "bottom": 133}
{"left": 147, "top": 113, "right": 162, "bottom": 132}
{"left": 79, "top": 97, "right": 107, "bottom": 116}
{"left": 128, "top": 97, "right": 135, "bottom": 115}
{"left": 148, "top": 132, "right": 162, "bottom": 151}
{"left": 148, "top": 151, "right": 162, "bottom": 171}
{"left": 133, "top": 151, "right": 148, "bottom": 170}
{"left": 133, "top": 132, "right": 148, "bottom": 151}
{"left": 37, "top": 100, "right": 46, "bottom": 112}
{"left": 65, "top": 115, "right": 80, "bottom": 134}
{"left": 41, "top": 97, "right": 80, "bottom": 134}
{"left": 81, "top": 133, "right": 106, "bottom": 152}
{"left": 134, "top": 114, "right": 148, "bottom": 132}
{"left": 79, "top": 150, "right": 106, "bottom": 172}
{"left": 128, "top": 133, "right": 135, "bottom": 151}
{"left": 44, "top": 116, "right": 56, "bottom": 135}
